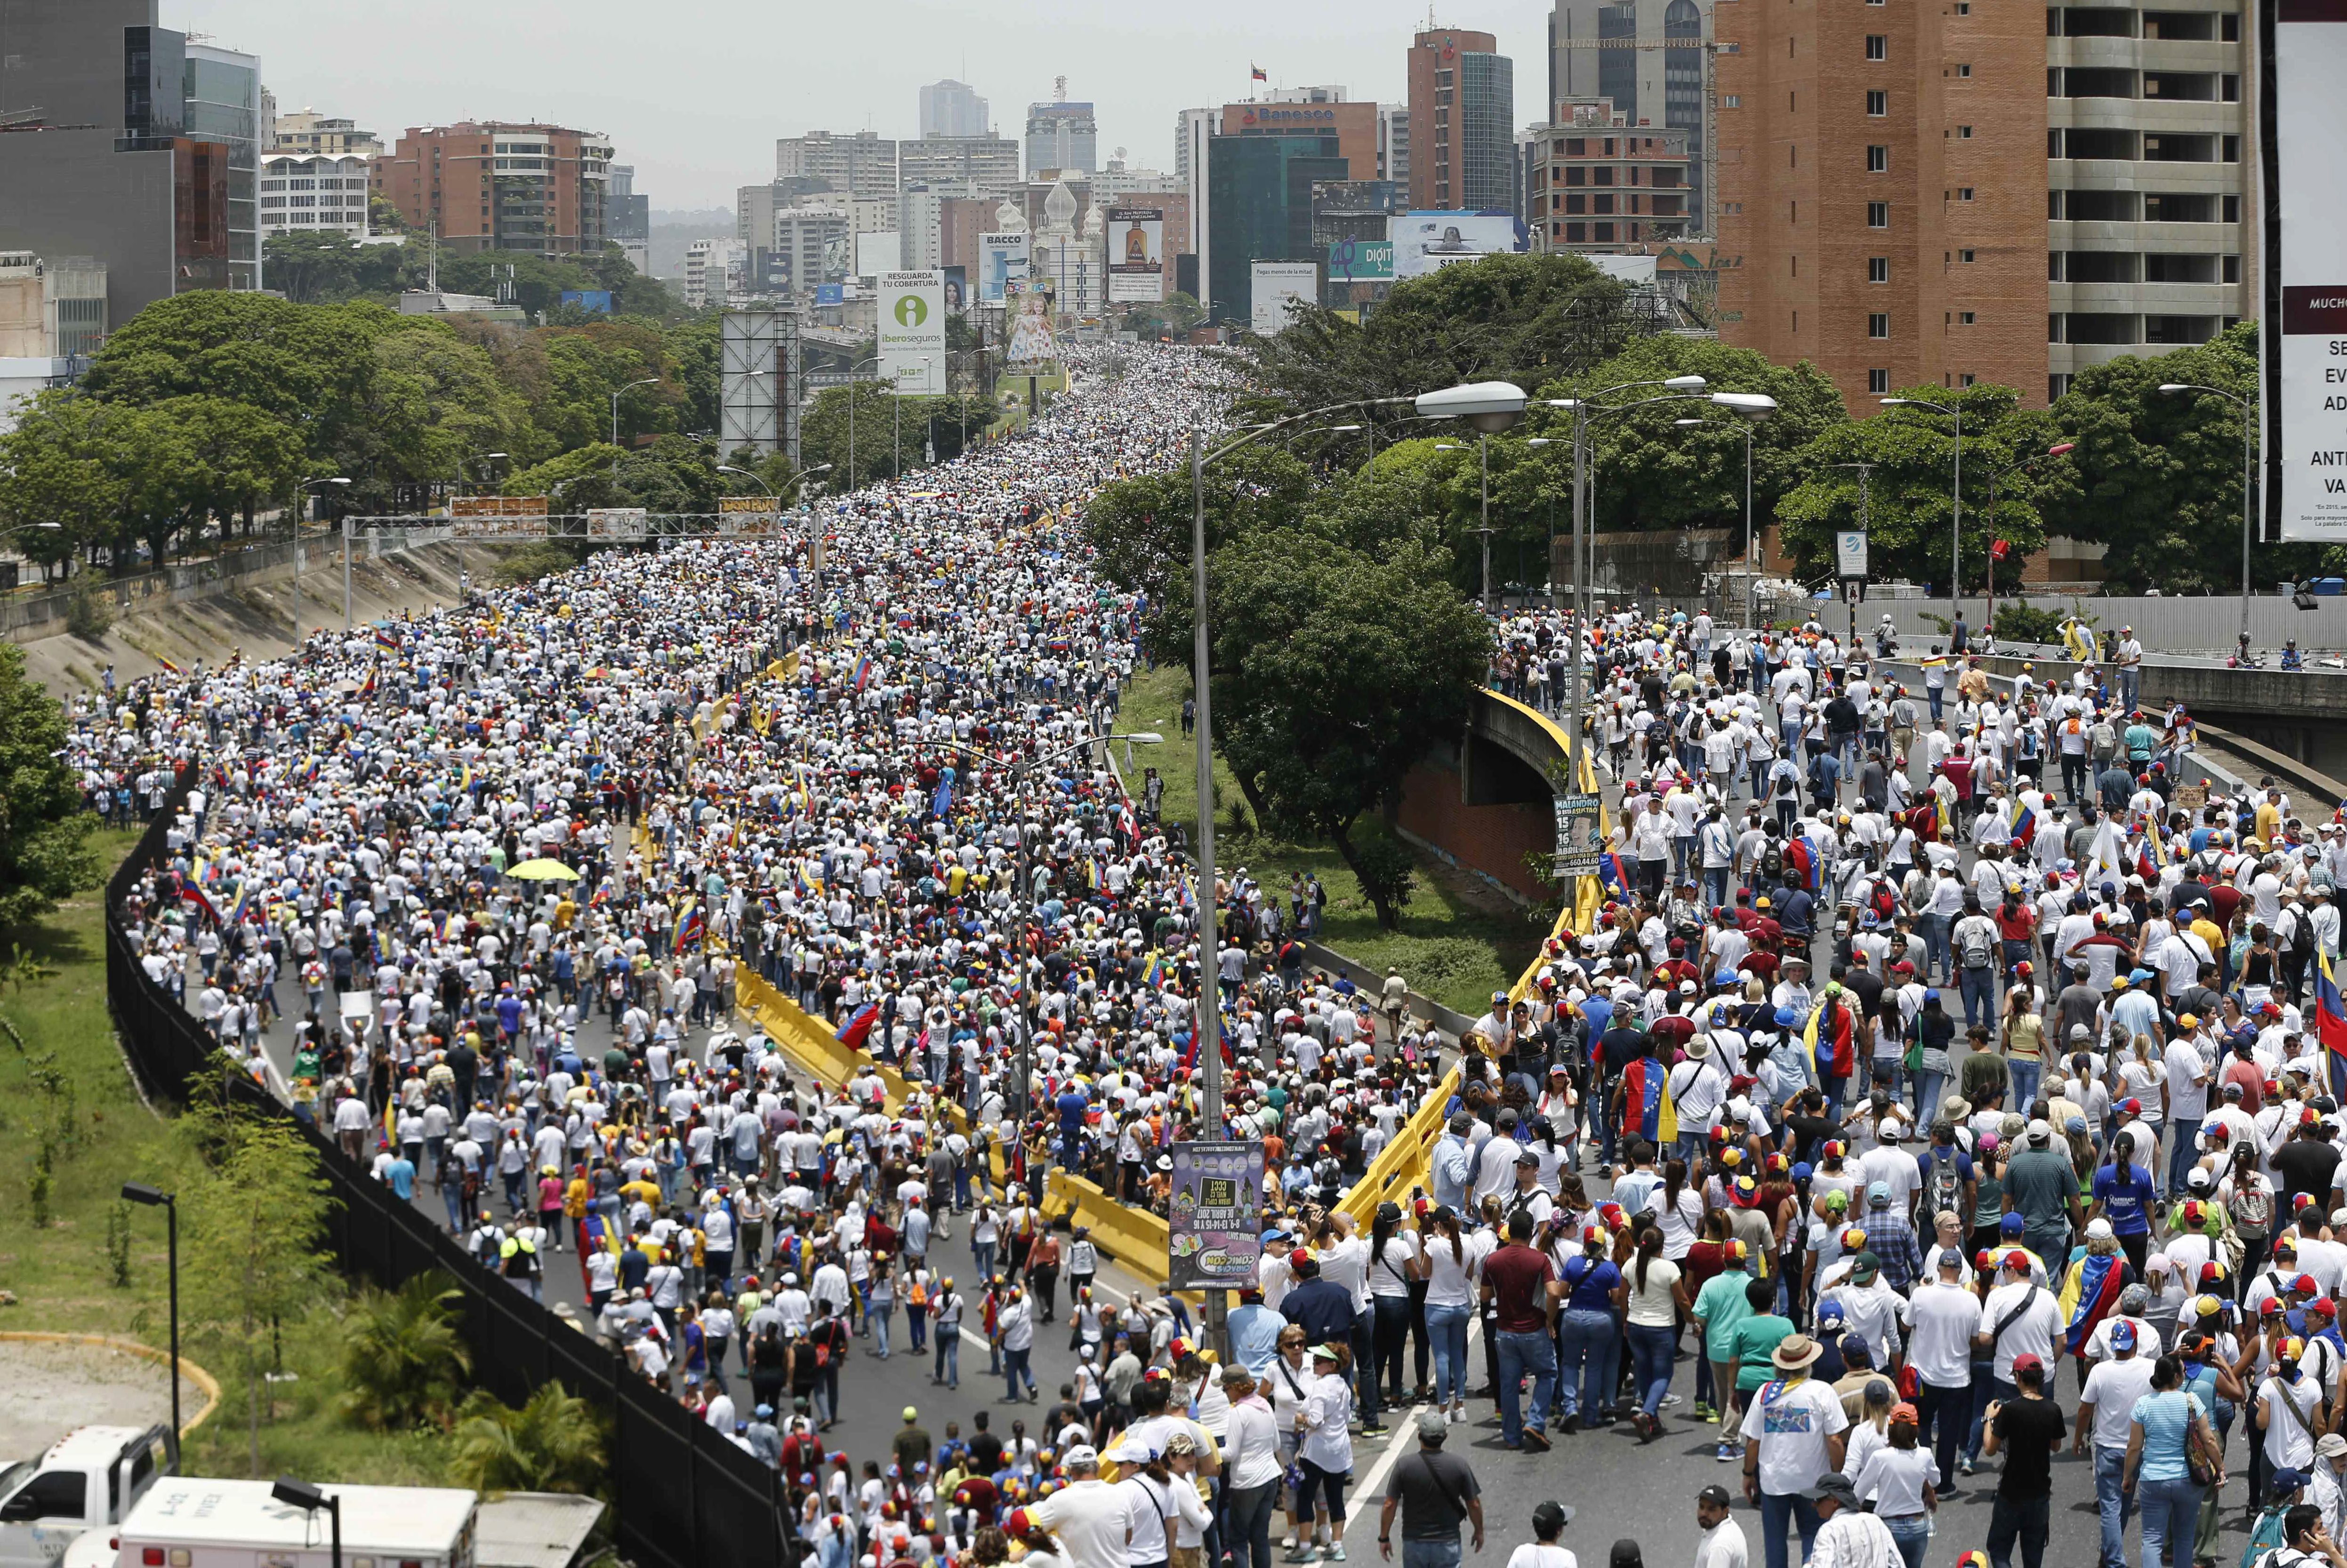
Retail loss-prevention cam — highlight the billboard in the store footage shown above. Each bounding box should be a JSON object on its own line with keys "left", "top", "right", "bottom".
{"left": 1107, "top": 207, "right": 1165, "bottom": 303}
{"left": 1249, "top": 261, "right": 1318, "bottom": 334}
{"left": 1167, "top": 1140, "right": 1262, "bottom": 1289}
{"left": 1327, "top": 238, "right": 1395, "bottom": 282}
{"left": 447, "top": 495, "right": 549, "bottom": 540}
{"left": 1551, "top": 792, "right": 1602, "bottom": 877}
{"left": 855, "top": 230, "right": 901, "bottom": 277}
{"left": 878, "top": 270, "right": 948, "bottom": 394}
{"left": 585, "top": 508, "right": 648, "bottom": 540}
{"left": 942, "top": 264, "right": 968, "bottom": 314}
{"left": 814, "top": 283, "right": 844, "bottom": 306}
{"left": 2272, "top": 2, "right": 2347, "bottom": 541}
{"left": 1005, "top": 287, "right": 1059, "bottom": 364}
{"left": 1390, "top": 210, "right": 1531, "bottom": 279}
{"left": 718, "top": 495, "right": 782, "bottom": 538}
{"left": 979, "top": 232, "right": 1030, "bottom": 302}
{"left": 558, "top": 289, "right": 613, "bottom": 313}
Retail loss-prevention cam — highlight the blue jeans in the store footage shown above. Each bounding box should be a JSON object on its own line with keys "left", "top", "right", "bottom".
{"left": 1959, "top": 966, "right": 1997, "bottom": 1028}
{"left": 1758, "top": 1491, "right": 1821, "bottom": 1568}
{"left": 1705, "top": 867, "right": 1731, "bottom": 912}
{"left": 1556, "top": 1308, "right": 1613, "bottom": 1418}
{"left": 1426, "top": 1303, "right": 1472, "bottom": 1407}
{"left": 1227, "top": 1481, "right": 1279, "bottom": 1568}
{"left": 1402, "top": 1540, "right": 1462, "bottom": 1568}
{"left": 934, "top": 1331, "right": 959, "bottom": 1386}
{"left": 1915, "top": 913, "right": 1952, "bottom": 982}
{"left": 1003, "top": 1344, "right": 1033, "bottom": 1399}
{"left": 2008, "top": 1059, "right": 2042, "bottom": 1116}
{"left": 2094, "top": 1446, "right": 2133, "bottom": 1568}
{"left": 2137, "top": 1475, "right": 2203, "bottom": 1568}
{"left": 1911, "top": 1068, "right": 1948, "bottom": 1125}
{"left": 1627, "top": 1321, "right": 1676, "bottom": 1415}
{"left": 1494, "top": 1328, "right": 1556, "bottom": 1445}
{"left": 2166, "top": 1120, "right": 2202, "bottom": 1198}
{"left": 1885, "top": 1514, "right": 1931, "bottom": 1568}
{"left": 871, "top": 1302, "right": 892, "bottom": 1357}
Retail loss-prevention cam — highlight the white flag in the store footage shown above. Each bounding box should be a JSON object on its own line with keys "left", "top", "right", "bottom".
{"left": 2086, "top": 817, "right": 2128, "bottom": 891}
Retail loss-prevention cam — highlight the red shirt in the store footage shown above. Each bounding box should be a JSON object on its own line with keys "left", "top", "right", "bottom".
{"left": 1480, "top": 1241, "right": 1558, "bottom": 1333}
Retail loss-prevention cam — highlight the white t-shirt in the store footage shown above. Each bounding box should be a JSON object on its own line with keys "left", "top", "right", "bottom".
{"left": 1367, "top": 1232, "right": 1422, "bottom": 1300}
{"left": 1030, "top": 1479, "right": 1139, "bottom": 1568}
{"left": 1900, "top": 1283, "right": 1981, "bottom": 1389}
{"left": 2081, "top": 1356, "right": 2158, "bottom": 1450}
{"left": 1506, "top": 1546, "right": 1577, "bottom": 1568}
{"left": 1423, "top": 1229, "right": 1494, "bottom": 1309}
{"left": 1695, "top": 1520, "right": 1750, "bottom": 1568}
{"left": 1739, "top": 1377, "right": 1851, "bottom": 1497}
{"left": 1977, "top": 1280, "right": 2066, "bottom": 1382}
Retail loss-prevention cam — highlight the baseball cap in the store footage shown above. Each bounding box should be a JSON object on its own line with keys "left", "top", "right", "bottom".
{"left": 2011, "top": 1352, "right": 2045, "bottom": 1375}
{"left": 2110, "top": 1321, "right": 2138, "bottom": 1351}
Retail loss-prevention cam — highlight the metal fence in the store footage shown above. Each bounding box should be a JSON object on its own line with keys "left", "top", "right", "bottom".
{"left": 103, "top": 771, "right": 794, "bottom": 1568}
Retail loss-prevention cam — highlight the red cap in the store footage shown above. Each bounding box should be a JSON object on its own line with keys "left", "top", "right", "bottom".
{"left": 2295, "top": 1273, "right": 2320, "bottom": 1295}
{"left": 1008, "top": 1510, "right": 1033, "bottom": 1537}
{"left": 2262, "top": 1298, "right": 2287, "bottom": 1316}
{"left": 2315, "top": 1298, "right": 2339, "bottom": 1320}
{"left": 2011, "top": 1352, "right": 2045, "bottom": 1374}
{"left": 2003, "top": 1249, "right": 2031, "bottom": 1272}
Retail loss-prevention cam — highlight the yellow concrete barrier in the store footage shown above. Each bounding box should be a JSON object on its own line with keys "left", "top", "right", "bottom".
{"left": 1043, "top": 1168, "right": 1173, "bottom": 1284}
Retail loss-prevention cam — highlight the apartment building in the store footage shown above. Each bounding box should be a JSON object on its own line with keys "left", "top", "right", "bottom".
{"left": 374, "top": 122, "right": 613, "bottom": 256}
{"left": 773, "top": 130, "right": 900, "bottom": 199}
{"left": 1408, "top": 29, "right": 1516, "bottom": 211}
{"left": 1550, "top": 0, "right": 1712, "bottom": 228}
{"left": 1529, "top": 98, "right": 1696, "bottom": 250}
{"left": 260, "top": 153, "right": 371, "bottom": 239}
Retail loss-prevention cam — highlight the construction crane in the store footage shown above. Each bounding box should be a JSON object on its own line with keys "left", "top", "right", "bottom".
{"left": 1551, "top": 32, "right": 1736, "bottom": 236}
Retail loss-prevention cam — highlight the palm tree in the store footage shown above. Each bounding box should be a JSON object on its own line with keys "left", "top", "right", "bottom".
{"left": 448, "top": 1386, "right": 607, "bottom": 1496}
{"left": 339, "top": 1272, "right": 471, "bottom": 1429}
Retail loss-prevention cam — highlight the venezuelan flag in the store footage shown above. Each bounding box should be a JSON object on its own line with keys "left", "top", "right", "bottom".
{"left": 853, "top": 656, "right": 874, "bottom": 691}
{"left": 375, "top": 628, "right": 401, "bottom": 650}
{"left": 836, "top": 1000, "right": 880, "bottom": 1051}
{"left": 2058, "top": 1247, "right": 2125, "bottom": 1353}
{"left": 2010, "top": 797, "right": 2038, "bottom": 843}
{"left": 1935, "top": 791, "right": 1955, "bottom": 841}
{"left": 1620, "top": 1054, "right": 1678, "bottom": 1145}
{"left": 157, "top": 656, "right": 180, "bottom": 676}
{"left": 1597, "top": 850, "right": 1630, "bottom": 898}
{"left": 2315, "top": 954, "right": 2347, "bottom": 1101}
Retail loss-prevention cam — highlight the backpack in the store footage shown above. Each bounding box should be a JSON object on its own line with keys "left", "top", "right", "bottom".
{"left": 1761, "top": 845, "right": 1786, "bottom": 881}
{"left": 2230, "top": 1179, "right": 2274, "bottom": 1241}
{"left": 1925, "top": 1148, "right": 1966, "bottom": 1223}
{"left": 1957, "top": 921, "right": 1996, "bottom": 970}
{"left": 2243, "top": 1507, "right": 2299, "bottom": 1568}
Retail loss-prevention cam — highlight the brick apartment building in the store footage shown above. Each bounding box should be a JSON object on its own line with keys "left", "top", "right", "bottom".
{"left": 374, "top": 122, "right": 613, "bottom": 256}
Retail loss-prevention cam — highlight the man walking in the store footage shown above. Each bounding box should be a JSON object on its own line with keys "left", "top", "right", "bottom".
{"left": 1376, "top": 1410, "right": 1484, "bottom": 1568}
{"left": 1479, "top": 1211, "right": 1561, "bottom": 1451}
{"left": 1739, "top": 1334, "right": 1849, "bottom": 1568}
{"left": 2074, "top": 1320, "right": 2155, "bottom": 1568}
{"left": 1982, "top": 1353, "right": 2066, "bottom": 1568}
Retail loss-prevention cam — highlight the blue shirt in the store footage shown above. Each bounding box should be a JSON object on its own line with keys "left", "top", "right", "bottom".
{"left": 2130, "top": 1389, "right": 2205, "bottom": 1483}
{"left": 386, "top": 1156, "right": 416, "bottom": 1201}
{"left": 1562, "top": 1256, "right": 1622, "bottom": 1313}
{"left": 1228, "top": 1303, "right": 1286, "bottom": 1374}
{"left": 2092, "top": 1161, "right": 2157, "bottom": 1235}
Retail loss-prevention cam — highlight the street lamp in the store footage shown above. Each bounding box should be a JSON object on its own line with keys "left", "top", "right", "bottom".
{"left": 120, "top": 1183, "right": 179, "bottom": 1440}
{"left": 270, "top": 1477, "right": 342, "bottom": 1568}
{"left": 1981, "top": 442, "right": 2077, "bottom": 636}
{"left": 456, "top": 451, "right": 509, "bottom": 496}
{"left": 1825, "top": 462, "right": 1877, "bottom": 648}
{"left": 1672, "top": 394, "right": 1779, "bottom": 625}
{"left": 610, "top": 380, "right": 659, "bottom": 484}
{"left": 289, "top": 479, "right": 350, "bottom": 647}
{"left": 1880, "top": 396, "right": 1964, "bottom": 625}
{"left": 2159, "top": 382, "right": 2259, "bottom": 643}
{"left": 1415, "top": 381, "right": 1528, "bottom": 612}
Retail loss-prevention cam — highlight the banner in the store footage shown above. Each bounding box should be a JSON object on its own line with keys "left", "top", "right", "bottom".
{"left": 1327, "top": 237, "right": 1395, "bottom": 282}
{"left": 2272, "top": 0, "right": 2347, "bottom": 540}
{"left": 1005, "top": 287, "right": 1059, "bottom": 364}
{"left": 878, "top": 270, "right": 948, "bottom": 394}
{"left": 1390, "top": 210, "right": 1531, "bottom": 279}
{"left": 1250, "top": 261, "right": 1318, "bottom": 334}
{"left": 1552, "top": 792, "right": 1602, "bottom": 877}
{"left": 1168, "top": 1140, "right": 1262, "bottom": 1289}
{"left": 446, "top": 495, "right": 550, "bottom": 540}
{"left": 585, "top": 508, "right": 648, "bottom": 540}
{"left": 1834, "top": 530, "right": 1869, "bottom": 577}
{"left": 1107, "top": 207, "right": 1165, "bottom": 303}
{"left": 980, "top": 233, "right": 1031, "bottom": 303}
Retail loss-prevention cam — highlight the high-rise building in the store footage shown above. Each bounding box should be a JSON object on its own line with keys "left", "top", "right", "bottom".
{"left": 0, "top": 1, "right": 264, "bottom": 322}
{"left": 608, "top": 165, "right": 650, "bottom": 275}
{"left": 920, "top": 80, "right": 991, "bottom": 139}
{"left": 684, "top": 237, "right": 748, "bottom": 309}
{"left": 1550, "top": 0, "right": 1711, "bottom": 230}
{"left": 1527, "top": 98, "right": 1695, "bottom": 250}
{"left": 1025, "top": 83, "right": 1099, "bottom": 176}
{"left": 899, "top": 182, "right": 977, "bottom": 270}
{"left": 1176, "top": 107, "right": 1221, "bottom": 256}
{"left": 1091, "top": 153, "right": 1182, "bottom": 199}
{"left": 1713, "top": 0, "right": 2050, "bottom": 409}
{"left": 1205, "top": 131, "right": 1347, "bottom": 324}
{"left": 260, "top": 153, "right": 372, "bottom": 240}
{"left": 774, "top": 130, "right": 900, "bottom": 199}
{"left": 1408, "top": 28, "right": 1516, "bottom": 211}
{"left": 897, "top": 135, "right": 1023, "bottom": 198}
{"left": 1379, "top": 104, "right": 1412, "bottom": 187}
{"left": 1220, "top": 97, "right": 1380, "bottom": 187}
{"left": 270, "top": 109, "right": 383, "bottom": 157}
{"left": 374, "top": 123, "right": 614, "bottom": 256}
{"left": 775, "top": 207, "right": 852, "bottom": 290}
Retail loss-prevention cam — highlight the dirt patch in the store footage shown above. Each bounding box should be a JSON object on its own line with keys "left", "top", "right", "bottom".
{"left": 0, "top": 1338, "right": 204, "bottom": 1457}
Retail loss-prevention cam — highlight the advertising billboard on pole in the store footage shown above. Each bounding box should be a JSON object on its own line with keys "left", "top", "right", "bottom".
{"left": 1167, "top": 1140, "right": 1262, "bottom": 1289}
{"left": 878, "top": 270, "right": 947, "bottom": 394}
{"left": 2269, "top": 0, "right": 2347, "bottom": 541}
{"left": 1107, "top": 207, "right": 1165, "bottom": 303}
{"left": 1389, "top": 210, "right": 1531, "bottom": 278}
{"left": 1249, "top": 261, "right": 1318, "bottom": 334}
{"left": 979, "top": 233, "right": 1030, "bottom": 302}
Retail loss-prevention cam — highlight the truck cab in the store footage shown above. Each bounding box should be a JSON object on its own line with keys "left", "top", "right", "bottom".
{"left": 0, "top": 1427, "right": 176, "bottom": 1568}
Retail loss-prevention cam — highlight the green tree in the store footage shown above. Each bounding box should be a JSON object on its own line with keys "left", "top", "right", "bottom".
{"left": 339, "top": 1273, "right": 472, "bottom": 1430}
{"left": 1242, "top": 252, "right": 1653, "bottom": 432}
{"left": 179, "top": 1106, "right": 337, "bottom": 1476}
{"left": 2046, "top": 322, "right": 2287, "bottom": 592}
{"left": 262, "top": 232, "right": 409, "bottom": 305}
{"left": 1206, "top": 532, "right": 1490, "bottom": 928}
{"left": 1776, "top": 383, "right": 2064, "bottom": 589}
{"left": 800, "top": 385, "right": 992, "bottom": 489}
{"left": 0, "top": 393, "right": 125, "bottom": 577}
{"left": 0, "top": 644, "right": 102, "bottom": 930}
{"left": 448, "top": 1385, "right": 609, "bottom": 1496}
{"left": 155, "top": 395, "right": 306, "bottom": 540}
{"left": 1081, "top": 446, "right": 1316, "bottom": 629}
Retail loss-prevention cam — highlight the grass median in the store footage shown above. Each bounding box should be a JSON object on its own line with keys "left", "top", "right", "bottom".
{"left": 1112, "top": 665, "right": 1542, "bottom": 1017}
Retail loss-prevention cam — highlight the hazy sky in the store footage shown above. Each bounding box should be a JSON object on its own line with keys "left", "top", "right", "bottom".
{"left": 180, "top": 0, "right": 1557, "bottom": 209}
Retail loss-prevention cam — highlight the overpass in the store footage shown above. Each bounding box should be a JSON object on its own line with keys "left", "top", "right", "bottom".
{"left": 1392, "top": 688, "right": 1580, "bottom": 906}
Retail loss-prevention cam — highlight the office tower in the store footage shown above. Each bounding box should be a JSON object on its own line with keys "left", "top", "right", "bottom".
{"left": 1379, "top": 104, "right": 1412, "bottom": 187}
{"left": 260, "top": 152, "right": 371, "bottom": 239}
{"left": 920, "top": 80, "right": 991, "bottom": 138}
{"left": 773, "top": 130, "right": 900, "bottom": 199}
{"left": 897, "top": 135, "right": 1023, "bottom": 198}
{"left": 1025, "top": 81, "right": 1099, "bottom": 176}
{"left": 1550, "top": 0, "right": 1711, "bottom": 229}
{"left": 1205, "top": 131, "right": 1346, "bottom": 323}
{"left": 375, "top": 123, "right": 613, "bottom": 256}
{"left": 1408, "top": 28, "right": 1515, "bottom": 210}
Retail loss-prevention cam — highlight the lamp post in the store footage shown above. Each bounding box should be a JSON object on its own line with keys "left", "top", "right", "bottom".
{"left": 289, "top": 479, "right": 349, "bottom": 647}
{"left": 120, "top": 1183, "right": 179, "bottom": 1440}
{"left": 610, "top": 380, "right": 658, "bottom": 485}
{"left": 270, "top": 1477, "right": 342, "bottom": 1568}
{"left": 1881, "top": 396, "right": 1963, "bottom": 623}
{"left": 456, "top": 451, "right": 510, "bottom": 497}
{"left": 2159, "top": 382, "right": 2258, "bottom": 643}
{"left": 1980, "top": 442, "right": 2077, "bottom": 636}
{"left": 1825, "top": 462, "right": 1877, "bottom": 648}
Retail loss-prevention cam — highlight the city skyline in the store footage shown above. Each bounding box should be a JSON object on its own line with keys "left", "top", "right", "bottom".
{"left": 170, "top": 0, "right": 1560, "bottom": 206}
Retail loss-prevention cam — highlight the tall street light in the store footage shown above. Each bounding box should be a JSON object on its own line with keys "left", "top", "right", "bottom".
{"left": 2159, "top": 381, "right": 2259, "bottom": 643}
{"left": 1980, "top": 442, "right": 2077, "bottom": 634}
{"left": 120, "top": 1183, "right": 180, "bottom": 1441}
{"left": 1880, "top": 396, "right": 1964, "bottom": 626}
{"left": 1417, "top": 382, "right": 1528, "bottom": 612}
{"left": 1825, "top": 462, "right": 1877, "bottom": 648}
{"left": 289, "top": 478, "right": 350, "bottom": 647}
{"left": 1671, "top": 394, "right": 1779, "bottom": 625}
{"left": 271, "top": 1477, "right": 342, "bottom": 1568}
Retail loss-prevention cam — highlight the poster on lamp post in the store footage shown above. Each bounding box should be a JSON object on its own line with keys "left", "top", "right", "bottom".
{"left": 1168, "top": 1140, "right": 1261, "bottom": 1289}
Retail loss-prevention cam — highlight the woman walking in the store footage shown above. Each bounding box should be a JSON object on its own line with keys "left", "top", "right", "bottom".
{"left": 1618, "top": 1223, "right": 1681, "bottom": 1443}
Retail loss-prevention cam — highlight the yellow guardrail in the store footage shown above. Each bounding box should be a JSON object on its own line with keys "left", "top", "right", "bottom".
{"left": 1329, "top": 688, "right": 1613, "bottom": 1228}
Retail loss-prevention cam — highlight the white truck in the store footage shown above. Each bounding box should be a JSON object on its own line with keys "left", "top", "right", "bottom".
{"left": 107, "top": 1479, "right": 479, "bottom": 1568}
{"left": 0, "top": 1427, "right": 176, "bottom": 1568}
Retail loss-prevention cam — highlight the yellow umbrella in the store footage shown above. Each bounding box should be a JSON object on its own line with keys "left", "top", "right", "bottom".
{"left": 506, "top": 858, "right": 581, "bottom": 881}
